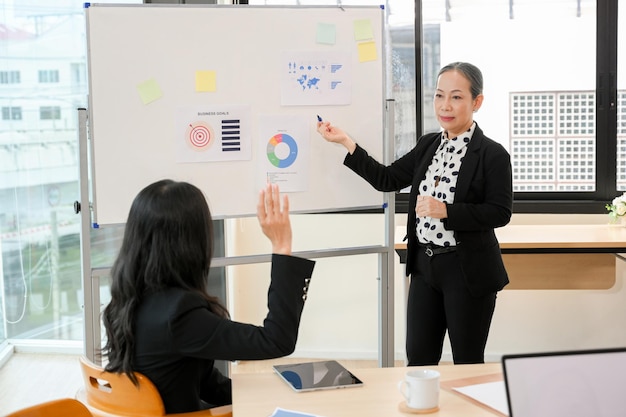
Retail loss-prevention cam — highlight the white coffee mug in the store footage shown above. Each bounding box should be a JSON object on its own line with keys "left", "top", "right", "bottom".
{"left": 397, "top": 369, "right": 440, "bottom": 410}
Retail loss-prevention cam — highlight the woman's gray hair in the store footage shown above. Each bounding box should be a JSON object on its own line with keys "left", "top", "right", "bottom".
{"left": 438, "top": 62, "right": 483, "bottom": 99}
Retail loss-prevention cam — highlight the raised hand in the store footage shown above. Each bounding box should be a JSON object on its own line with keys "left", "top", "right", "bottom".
{"left": 257, "top": 183, "right": 292, "bottom": 255}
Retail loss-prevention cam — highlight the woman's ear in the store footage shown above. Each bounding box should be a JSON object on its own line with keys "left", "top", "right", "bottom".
{"left": 473, "top": 94, "right": 485, "bottom": 112}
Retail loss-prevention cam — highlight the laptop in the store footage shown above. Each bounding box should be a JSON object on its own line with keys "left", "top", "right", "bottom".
{"left": 272, "top": 360, "right": 364, "bottom": 393}
{"left": 502, "top": 347, "right": 626, "bottom": 416}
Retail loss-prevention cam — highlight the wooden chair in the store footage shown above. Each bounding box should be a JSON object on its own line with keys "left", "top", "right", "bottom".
{"left": 6, "top": 398, "right": 93, "bottom": 417}
{"left": 76, "top": 356, "right": 232, "bottom": 417}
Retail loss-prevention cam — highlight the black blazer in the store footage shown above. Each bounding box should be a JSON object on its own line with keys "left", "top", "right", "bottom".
{"left": 132, "top": 254, "right": 315, "bottom": 413}
{"left": 344, "top": 124, "right": 512, "bottom": 296}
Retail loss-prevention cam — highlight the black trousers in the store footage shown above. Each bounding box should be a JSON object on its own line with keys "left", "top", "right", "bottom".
{"left": 406, "top": 248, "right": 497, "bottom": 366}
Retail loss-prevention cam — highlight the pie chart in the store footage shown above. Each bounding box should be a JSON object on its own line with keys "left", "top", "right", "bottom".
{"left": 267, "top": 133, "right": 298, "bottom": 168}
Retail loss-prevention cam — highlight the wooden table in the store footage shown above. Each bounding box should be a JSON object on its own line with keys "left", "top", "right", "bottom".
{"left": 494, "top": 224, "right": 626, "bottom": 253}
{"left": 395, "top": 224, "right": 626, "bottom": 289}
{"left": 232, "top": 363, "right": 504, "bottom": 417}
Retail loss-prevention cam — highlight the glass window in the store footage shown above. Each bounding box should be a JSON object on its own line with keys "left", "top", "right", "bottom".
{"left": 39, "top": 106, "right": 61, "bottom": 120}
{"left": 2, "top": 107, "right": 22, "bottom": 120}
{"left": 0, "top": 71, "right": 20, "bottom": 84}
{"left": 0, "top": 0, "right": 141, "bottom": 349}
{"left": 419, "top": 0, "right": 597, "bottom": 194}
{"left": 38, "top": 70, "right": 60, "bottom": 83}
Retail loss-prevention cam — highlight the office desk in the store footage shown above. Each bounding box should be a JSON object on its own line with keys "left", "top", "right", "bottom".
{"left": 395, "top": 224, "right": 626, "bottom": 289}
{"left": 232, "top": 363, "right": 503, "bottom": 417}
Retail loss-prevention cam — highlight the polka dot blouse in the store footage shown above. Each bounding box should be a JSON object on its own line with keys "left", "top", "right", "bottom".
{"left": 416, "top": 122, "right": 476, "bottom": 247}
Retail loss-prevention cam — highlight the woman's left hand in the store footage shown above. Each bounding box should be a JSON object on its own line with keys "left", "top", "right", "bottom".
{"left": 416, "top": 195, "right": 448, "bottom": 219}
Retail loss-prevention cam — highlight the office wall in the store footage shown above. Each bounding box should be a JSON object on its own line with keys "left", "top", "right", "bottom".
{"left": 227, "top": 213, "right": 626, "bottom": 362}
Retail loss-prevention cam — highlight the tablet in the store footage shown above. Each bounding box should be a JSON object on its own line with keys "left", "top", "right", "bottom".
{"left": 272, "top": 360, "right": 364, "bottom": 392}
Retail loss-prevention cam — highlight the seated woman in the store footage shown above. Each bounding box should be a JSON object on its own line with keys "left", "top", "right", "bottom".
{"left": 101, "top": 180, "right": 315, "bottom": 413}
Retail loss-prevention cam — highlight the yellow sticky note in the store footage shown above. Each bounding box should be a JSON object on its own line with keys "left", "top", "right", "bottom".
{"left": 196, "top": 70, "right": 216, "bottom": 92}
{"left": 357, "top": 41, "right": 377, "bottom": 62}
{"left": 316, "top": 22, "right": 336, "bottom": 45}
{"left": 353, "top": 19, "right": 374, "bottom": 41}
{"left": 136, "top": 78, "right": 163, "bottom": 105}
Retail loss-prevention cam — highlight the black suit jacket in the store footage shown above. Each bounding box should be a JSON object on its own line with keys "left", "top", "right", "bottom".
{"left": 132, "top": 254, "right": 315, "bottom": 413}
{"left": 344, "top": 124, "right": 512, "bottom": 296}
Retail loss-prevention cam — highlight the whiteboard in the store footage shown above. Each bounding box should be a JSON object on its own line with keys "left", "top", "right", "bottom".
{"left": 85, "top": 4, "right": 385, "bottom": 225}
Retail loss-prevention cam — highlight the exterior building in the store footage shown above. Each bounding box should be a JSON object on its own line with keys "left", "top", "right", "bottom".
{"left": 1, "top": 13, "right": 86, "bottom": 340}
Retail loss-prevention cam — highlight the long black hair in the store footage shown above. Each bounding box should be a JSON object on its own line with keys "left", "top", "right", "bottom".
{"left": 101, "top": 179, "right": 228, "bottom": 383}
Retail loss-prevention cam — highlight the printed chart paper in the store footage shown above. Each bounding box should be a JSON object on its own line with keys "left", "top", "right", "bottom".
{"left": 176, "top": 105, "right": 252, "bottom": 163}
{"left": 257, "top": 114, "right": 310, "bottom": 193}
{"left": 280, "top": 50, "right": 351, "bottom": 106}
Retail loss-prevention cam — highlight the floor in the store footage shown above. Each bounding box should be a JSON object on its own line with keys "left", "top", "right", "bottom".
{"left": 0, "top": 352, "right": 84, "bottom": 416}
{"left": 0, "top": 352, "right": 404, "bottom": 415}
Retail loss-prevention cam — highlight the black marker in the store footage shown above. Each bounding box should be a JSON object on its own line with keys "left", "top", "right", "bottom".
{"left": 317, "top": 114, "right": 323, "bottom": 122}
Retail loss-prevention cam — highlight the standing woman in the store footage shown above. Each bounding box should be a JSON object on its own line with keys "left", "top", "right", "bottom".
{"left": 317, "top": 62, "right": 512, "bottom": 365}
{"left": 101, "top": 181, "right": 315, "bottom": 413}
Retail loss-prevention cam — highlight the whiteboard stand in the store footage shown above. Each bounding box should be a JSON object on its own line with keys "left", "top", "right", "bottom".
{"left": 380, "top": 98, "right": 395, "bottom": 368}
{"left": 78, "top": 107, "right": 99, "bottom": 363}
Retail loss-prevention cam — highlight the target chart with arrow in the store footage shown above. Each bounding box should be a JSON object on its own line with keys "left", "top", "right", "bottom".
{"left": 177, "top": 105, "right": 251, "bottom": 163}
